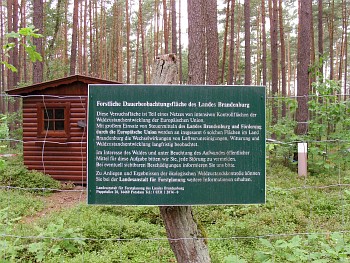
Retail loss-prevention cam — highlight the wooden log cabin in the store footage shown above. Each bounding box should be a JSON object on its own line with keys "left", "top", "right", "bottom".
{"left": 6, "top": 75, "right": 121, "bottom": 184}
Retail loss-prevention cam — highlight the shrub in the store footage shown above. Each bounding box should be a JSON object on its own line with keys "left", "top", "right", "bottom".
{"left": 0, "top": 155, "right": 60, "bottom": 192}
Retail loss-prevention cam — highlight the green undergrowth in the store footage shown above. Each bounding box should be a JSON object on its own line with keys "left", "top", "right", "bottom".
{"left": 1, "top": 159, "right": 350, "bottom": 262}
{"left": 0, "top": 155, "right": 61, "bottom": 192}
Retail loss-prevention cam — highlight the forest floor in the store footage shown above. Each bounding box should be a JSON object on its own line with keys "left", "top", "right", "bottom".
{"left": 21, "top": 186, "right": 87, "bottom": 224}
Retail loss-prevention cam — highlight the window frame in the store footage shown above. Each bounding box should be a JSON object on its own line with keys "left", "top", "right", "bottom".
{"left": 37, "top": 102, "right": 70, "bottom": 138}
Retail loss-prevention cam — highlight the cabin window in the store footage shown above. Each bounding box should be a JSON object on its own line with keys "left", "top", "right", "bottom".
{"left": 37, "top": 103, "right": 70, "bottom": 138}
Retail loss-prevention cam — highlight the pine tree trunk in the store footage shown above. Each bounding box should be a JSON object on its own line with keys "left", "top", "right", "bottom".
{"left": 163, "top": 0, "right": 169, "bottom": 54}
{"left": 139, "top": 0, "right": 147, "bottom": 84}
{"left": 329, "top": 0, "right": 334, "bottom": 80}
{"left": 152, "top": 54, "right": 210, "bottom": 263}
{"left": 318, "top": 0, "right": 323, "bottom": 81}
{"left": 32, "top": 0, "right": 43, "bottom": 83}
{"left": 269, "top": 0, "right": 278, "bottom": 130}
{"left": 70, "top": 0, "right": 79, "bottom": 75}
{"left": 171, "top": 0, "right": 177, "bottom": 54}
{"left": 227, "top": 0, "right": 235, "bottom": 85}
{"left": 126, "top": 0, "right": 131, "bottom": 83}
{"left": 244, "top": 0, "right": 251, "bottom": 85}
{"left": 220, "top": 0, "right": 230, "bottom": 84}
{"left": 261, "top": 0, "right": 267, "bottom": 86}
{"left": 204, "top": 0, "right": 219, "bottom": 85}
{"left": 0, "top": 0, "right": 4, "bottom": 113}
{"left": 279, "top": 0, "right": 286, "bottom": 117}
{"left": 296, "top": 0, "right": 311, "bottom": 136}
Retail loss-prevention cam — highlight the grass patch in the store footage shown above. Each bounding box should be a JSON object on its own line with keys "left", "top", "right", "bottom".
{"left": 0, "top": 156, "right": 350, "bottom": 262}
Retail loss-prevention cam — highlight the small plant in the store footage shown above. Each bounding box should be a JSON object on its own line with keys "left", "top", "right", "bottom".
{"left": 24, "top": 219, "right": 85, "bottom": 262}
{"left": 256, "top": 233, "right": 350, "bottom": 262}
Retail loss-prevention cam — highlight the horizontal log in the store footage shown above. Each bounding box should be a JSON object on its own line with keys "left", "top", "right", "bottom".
{"left": 24, "top": 164, "right": 87, "bottom": 171}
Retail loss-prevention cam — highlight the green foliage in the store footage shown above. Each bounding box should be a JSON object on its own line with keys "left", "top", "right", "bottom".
{"left": 1, "top": 26, "right": 43, "bottom": 72}
{"left": 0, "top": 154, "right": 349, "bottom": 262}
{"left": 0, "top": 155, "right": 60, "bottom": 192}
{"left": 267, "top": 78, "right": 350, "bottom": 174}
{"left": 256, "top": 233, "right": 350, "bottom": 262}
{"left": 0, "top": 114, "right": 9, "bottom": 152}
{"left": 24, "top": 219, "right": 85, "bottom": 262}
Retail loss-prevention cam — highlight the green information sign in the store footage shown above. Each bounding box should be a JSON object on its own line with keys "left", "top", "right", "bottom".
{"left": 87, "top": 85, "right": 265, "bottom": 205}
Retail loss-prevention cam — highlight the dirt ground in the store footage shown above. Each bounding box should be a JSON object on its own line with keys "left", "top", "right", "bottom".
{"left": 21, "top": 186, "right": 87, "bottom": 224}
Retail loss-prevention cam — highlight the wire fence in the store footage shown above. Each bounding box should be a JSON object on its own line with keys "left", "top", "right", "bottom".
{"left": 0, "top": 92, "right": 350, "bottom": 262}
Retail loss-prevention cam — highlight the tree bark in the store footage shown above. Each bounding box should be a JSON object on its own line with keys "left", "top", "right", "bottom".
{"left": 7, "top": 0, "right": 14, "bottom": 90}
{"left": 227, "top": 0, "right": 235, "bottom": 85}
{"left": 296, "top": 0, "right": 312, "bottom": 136}
{"left": 0, "top": 0, "right": 4, "bottom": 112}
{"left": 261, "top": 0, "right": 267, "bottom": 86}
{"left": 126, "top": 0, "right": 131, "bottom": 83}
{"left": 244, "top": 0, "right": 251, "bottom": 85}
{"left": 187, "top": 0, "right": 205, "bottom": 84}
{"left": 343, "top": 0, "right": 348, "bottom": 95}
{"left": 269, "top": 0, "right": 278, "bottom": 129}
{"left": 46, "top": 0, "right": 62, "bottom": 79}
{"left": 178, "top": 0, "right": 183, "bottom": 83}
{"left": 220, "top": 0, "right": 230, "bottom": 84}
{"left": 204, "top": 0, "right": 219, "bottom": 85}
{"left": 279, "top": 0, "right": 286, "bottom": 117}
{"left": 70, "top": 0, "right": 79, "bottom": 75}
{"left": 171, "top": 0, "right": 177, "bottom": 54}
{"left": 318, "top": 0, "right": 323, "bottom": 81}
{"left": 139, "top": 0, "right": 147, "bottom": 84}
{"left": 32, "top": 0, "right": 43, "bottom": 83}
{"left": 153, "top": 54, "right": 210, "bottom": 263}
{"left": 163, "top": 0, "right": 169, "bottom": 54}
{"left": 12, "top": 0, "right": 18, "bottom": 86}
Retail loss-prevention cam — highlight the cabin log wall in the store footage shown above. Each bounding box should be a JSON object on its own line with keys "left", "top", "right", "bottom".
{"left": 23, "top": 96, "right": 87, "bottom": 183}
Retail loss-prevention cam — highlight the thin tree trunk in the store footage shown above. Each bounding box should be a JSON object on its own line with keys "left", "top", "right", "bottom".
{"left": 343, "top": 0, "right": 348, "bottom": 96}
{"left": 126, "top": 0, "right": 131, "bottom": 83}
{"left": 221, "top": 0, "right": 230, "bottom": 84}
{"left": 269, "top": 0, "right": 278, "bottom": 128}
{"left": 70, "top": 0, "right": 79, "bottom": 75}
{"left": 318, "top": 0, "right": 323, "bottom": 81}
{"left": 178, "top": 0, "right": 183, "bottom": 83}
{"left": 64, "top": 0, "right": 69, "bottom": 76}
{"left": 227, "top": 0, "right": 235, "bottom": 85}
{"left": 12, "top": 0, "right": 18, "bottom": 86}
{"left": 33, "top": 0, "right": 43, "bottom": 83}
{"left": 89, "top": 0, "right": 94, "bottom": 76}
{"left": 46, "top": 0, "right": 62, "bottom": 79}
{"left": 310, "top": 7, "right": 316, "bottom": 88}
{"left": 279, "top": 0, "right": 286, "bottom": 117}
{"left": 0, "top": 0, "right": 4, "bottom": 113}
{"left": 78, "top": 1, "right": 83, "bottom": 74}
{"left": 244, "top": 0, "right": 251, "bottom": 85}
{"left": 139, "top": 0, "right": 147, "bottom": 84}
{"left": 338, "top": 0, "right": 346, "bottom": 88}
{"left": 163, "top": 0, "right": 169, "bottom": 54}
{"left": 261, "top": 0, "right": 267, "bottom": 86}
{"left": 155, "top": 0, "right": 159, "bottom": 57}
{"left": 83, "top": 0, "right": 88, "bottom": 75}
{"left": 134, "top": 2, "right": 140, "bottom": 84}
{"left": 171, "top": 0, "right": 177, "bottom": 54}
{"left": 0, "top": 0, "right": 3, "bottom": 101}
{"left": 329, "top": 0, "right": 334, "bottom": 80}
{"left": 234, "top": 5, "right": 242, "bottom": 83}
{"left": 7, "top": 0, "right": 14, "bottom": 91}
